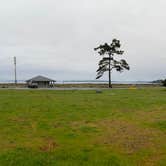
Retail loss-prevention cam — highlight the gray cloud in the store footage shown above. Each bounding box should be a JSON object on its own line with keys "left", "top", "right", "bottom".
{"left": 0, "top": 0, "right": 165, "bottom": 81}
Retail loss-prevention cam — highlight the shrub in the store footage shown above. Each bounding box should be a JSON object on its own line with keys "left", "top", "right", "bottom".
{"left": 162, "top": 79, "right": 166, "bottom": 87}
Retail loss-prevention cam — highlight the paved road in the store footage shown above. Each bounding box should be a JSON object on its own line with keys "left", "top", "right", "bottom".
{"left": 0, "top": 87, "right": 111, "bottom": 90}
{"left": 0, "top": 87, "right": 163, "bottom": 91}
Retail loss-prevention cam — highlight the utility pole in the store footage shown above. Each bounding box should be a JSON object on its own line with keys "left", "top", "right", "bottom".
{"left": 14, "top": 56, "right": 17, "bottom": 85}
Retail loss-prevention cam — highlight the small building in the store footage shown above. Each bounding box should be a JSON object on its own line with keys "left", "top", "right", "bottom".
{"left": 26, "top": 75, "right": 56, "bottom": 88}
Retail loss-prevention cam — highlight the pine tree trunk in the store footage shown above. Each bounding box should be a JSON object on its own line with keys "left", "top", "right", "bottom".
{"left": 108, "top": 54, "right": 112, "bottom": 88}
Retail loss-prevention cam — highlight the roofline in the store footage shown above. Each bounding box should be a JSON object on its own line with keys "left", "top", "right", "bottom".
{"left": 26, "top": 75, "right": 56, "bottom": 82}
{"left": 26, "top": 80, "right": 56, "bottom": 82}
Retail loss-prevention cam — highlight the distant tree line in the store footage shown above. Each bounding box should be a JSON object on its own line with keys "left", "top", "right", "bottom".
{"left": 152, "top": 79, "right": 166, "bottom": 87}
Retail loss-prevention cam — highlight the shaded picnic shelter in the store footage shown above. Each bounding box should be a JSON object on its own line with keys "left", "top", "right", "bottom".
{"left": 26, "top": 75, "right": 56, "bottom": 88}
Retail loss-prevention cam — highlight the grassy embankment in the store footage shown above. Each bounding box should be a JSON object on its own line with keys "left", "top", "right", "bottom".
{"left": 0, "top": 88, "right": 165, "bottom": 165}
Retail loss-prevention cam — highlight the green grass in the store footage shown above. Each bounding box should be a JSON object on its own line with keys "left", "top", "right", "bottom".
{"left": 0, "top": 88, "right": 166, "bottom": 166}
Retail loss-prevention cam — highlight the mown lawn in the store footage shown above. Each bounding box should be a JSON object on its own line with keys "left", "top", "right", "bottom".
{"left": 0, "top": 88, "right": 165, "bottom": 166}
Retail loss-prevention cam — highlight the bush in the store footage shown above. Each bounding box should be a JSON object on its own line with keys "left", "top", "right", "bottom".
{"left": 162, "top": 79, "right": 166, "bottom": 87}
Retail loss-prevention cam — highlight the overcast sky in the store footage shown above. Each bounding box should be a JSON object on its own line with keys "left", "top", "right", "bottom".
{"left": 0, "top": 0, "right": 166, "bottom": 81}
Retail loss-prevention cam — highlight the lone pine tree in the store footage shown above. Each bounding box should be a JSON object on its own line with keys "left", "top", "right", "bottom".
{"left": 94, "top": 39, "right": 130, "bottom": 88}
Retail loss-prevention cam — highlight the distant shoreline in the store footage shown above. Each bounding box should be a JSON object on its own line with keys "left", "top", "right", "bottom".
{"left": 0, "top": 80, "right": 156, "bottom": 84}
{"left": 0, "top": 83, "right": 161, "bottom": 89}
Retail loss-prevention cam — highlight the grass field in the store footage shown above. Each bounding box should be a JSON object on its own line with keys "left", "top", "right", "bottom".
{"left": 0, "top": 88, "right": 165, "bottom": 166}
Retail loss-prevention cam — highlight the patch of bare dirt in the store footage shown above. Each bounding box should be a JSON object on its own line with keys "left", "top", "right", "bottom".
{"left": 70, "top": 120, "right": 96, "bottom": 127}
{"left": 40, "top": 137, "right": 58, "bottom": 152}
{"left": 135, "top": 109, "right": 166, "bottom": 124}
{"left": 95, "top": 119, "right": 165, "bottom": 154}
{"left": 140, "top": 152, "right": 166, "bottom": 166}
{"left": 9, "top": 117, "right": 27, "bottom": 123}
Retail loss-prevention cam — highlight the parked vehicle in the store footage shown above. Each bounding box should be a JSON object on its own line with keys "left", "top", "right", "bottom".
{"left": 28, "top": 83, "right": 38, "bottom": 88}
